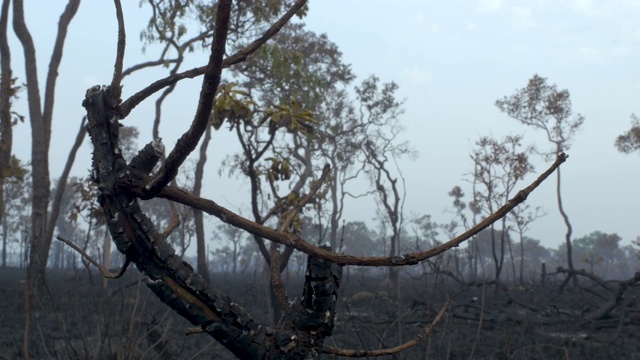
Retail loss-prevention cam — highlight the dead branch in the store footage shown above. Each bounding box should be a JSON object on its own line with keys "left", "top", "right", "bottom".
{"left": 122, "top": 59, "right": 177, "bottom": 78}
{"left": 322, "top": 298, "right": 450, "bottom": 357}
{"left": 158, "top": 153, "right": 568, "bottom": 266}
{"left": 585, "top": 272, "right": 640, "bottom": 322}
{"left": 555, "top": 266, "right": 614, "bottom": 292}
{"left": 56, "top": 235, "right": 130, "bottom": 279}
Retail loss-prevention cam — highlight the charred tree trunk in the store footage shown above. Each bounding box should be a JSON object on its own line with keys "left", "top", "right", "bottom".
{"left": 86, "top": 86, "right": 342, "bottom": 358}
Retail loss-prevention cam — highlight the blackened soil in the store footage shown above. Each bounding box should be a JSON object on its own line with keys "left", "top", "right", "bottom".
{"left": 1, "top": 267, "right": 639, "bottom": 359}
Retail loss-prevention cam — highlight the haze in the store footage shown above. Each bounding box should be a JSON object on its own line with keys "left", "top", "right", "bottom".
{"left": 8, "top": 0, "right": 640, "bottom": 250}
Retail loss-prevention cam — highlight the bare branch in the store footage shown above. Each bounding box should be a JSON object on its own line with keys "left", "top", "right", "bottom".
{"left": 158, "top": 153, "right": 568, "bottom": 266}
{"left": 110, "top": 0, "right": 126, "bottom": 90}
{"left": 56, "top": 235, "right": 130, "bottom": 279}
{"left": 122, "top": 58, "right": 177, "bottom": 78}
{"left": 46, "top": 117, "right": 87, "bottom": 243}
{"left": 118, "top": 0, "right": 308, "bottom": 119}
{"left": 322, "top": 298, "right": 450, "bottom": 357}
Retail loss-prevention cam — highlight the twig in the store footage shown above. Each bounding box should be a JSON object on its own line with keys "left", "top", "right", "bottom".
{"left": 56, "top": 235, "right": 130, "bottom": 279}
{"left": 158, "top": 153, "right": 568, "bottom": 266}
{"left": 110, "top": 0, "right": 126, "bottom": 90}
{"left": 122, "top": 58, "right": 178, "bottom": 78}
{"left": 322, "top": 298, "right": 451, "bottom": 357}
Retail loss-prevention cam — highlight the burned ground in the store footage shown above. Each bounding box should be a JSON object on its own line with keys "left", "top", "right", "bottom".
{"left": 1, "top": 266, "right": 639, "bottom": 359}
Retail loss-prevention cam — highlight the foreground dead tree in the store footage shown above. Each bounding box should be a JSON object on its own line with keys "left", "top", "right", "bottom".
{"left": 74, "top": 1, "right": 566, "bottom": 358}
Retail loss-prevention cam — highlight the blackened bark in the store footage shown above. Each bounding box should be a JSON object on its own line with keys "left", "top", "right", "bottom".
{"left": 265, "top": 245, "right": 342, "bottom": 359}
{"left": 85, "top": 84, "right": 343, "bottom": 360}
{"left": 84, "top": 87, "right": 264, "bottom": 358}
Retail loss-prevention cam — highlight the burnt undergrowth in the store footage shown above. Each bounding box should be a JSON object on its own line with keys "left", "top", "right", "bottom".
{"left": 2, "top": 266, "right": 639, "bottom": 359}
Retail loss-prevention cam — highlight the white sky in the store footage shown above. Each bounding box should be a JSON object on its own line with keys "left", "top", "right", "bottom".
{"left": 8, "top": 1, "right": 640, "bottom": 250}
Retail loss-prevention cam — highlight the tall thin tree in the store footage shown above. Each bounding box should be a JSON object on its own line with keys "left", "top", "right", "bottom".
{"left": 496, "top": 74, "right": 583, "bottom": 282}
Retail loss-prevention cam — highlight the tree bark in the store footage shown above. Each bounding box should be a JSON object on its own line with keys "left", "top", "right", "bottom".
{"left": 0, "top": 0, "right": 13, "bottom": 268}
{"left": 85, "top": 86, "right": 342, "bottom": 358}
{"left": 13, "top": 0, "right": 80, "bottom": 292}
{"left": 193, "top": 124, "right": 211, "bottom": 282}
{"left": 46, "top": 117, "right": 86, "bottom": 244}
{"left": 556, "top": 166, "right": 577, "bottom": 285}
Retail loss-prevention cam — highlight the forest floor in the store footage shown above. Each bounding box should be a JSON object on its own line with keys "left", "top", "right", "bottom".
{"left": 1, "top": 266, "right": 639, "bottom": 359}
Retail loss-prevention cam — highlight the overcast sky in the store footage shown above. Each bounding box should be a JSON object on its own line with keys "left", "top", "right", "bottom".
{"left": 8, "top": 0, "right": 640, "bottom": 250}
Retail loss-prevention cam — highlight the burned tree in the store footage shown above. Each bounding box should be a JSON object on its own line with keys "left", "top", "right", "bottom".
{"left": 73, "top": 1, "right": 566, "bottom": 358}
